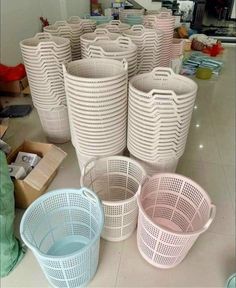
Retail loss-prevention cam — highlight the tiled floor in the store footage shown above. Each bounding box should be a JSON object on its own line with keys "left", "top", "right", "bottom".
{"left": 1, "top": 47, "right": 235, "bottom": 287}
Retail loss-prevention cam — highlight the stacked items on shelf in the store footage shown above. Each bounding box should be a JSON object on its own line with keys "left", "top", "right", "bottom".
{"left": 123, "top": 25, "right": 163, "bottom": 73}
{"left": 181, "top": 52, "right": 224, "bottom": 76}
{"left": 119, "top": 8, "right": 145, "bottom": 23}
{"left": 63, "top": 58, "right": 128, "bottom": 170}
{"left": 84, "top": 15, "right": 113, "bottom": 25}
{"left": 81, "top": 156, "right": 146, "bottom": 241}
{"left": 67, "top": 16, "right": 96, "bottom": 33}
{"left": 44, "top": 21, "right": 83, "bottom": 60}
{"left": 80, "top": 28, "right": 120, "bottom": 58}
{"left": 171, "top": 38, "right": 185, "bottom": 74}
{"left": 144, "top": 11, "right": 175, "bottom": 67}
{"left": 127, "top": 67, "right": 198, "bottom": 175}
{"left": 97, "top": 20, "right": 130, "bottom": 33}
{"left": 84, "top": 36, "right": 137, "bottom": 79}
{"left": 20, "top": 33, "right": 71, "bottom": 143}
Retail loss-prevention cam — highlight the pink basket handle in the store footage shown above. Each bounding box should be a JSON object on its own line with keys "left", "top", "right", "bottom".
{"left": 158, "top": 11, "right": 172, "bottom": 17}
{"left": 131, "top": 25, "right": 145, "bottom": 32}
{"left": 202, "top": 205, "right": 216, "bottom": 231}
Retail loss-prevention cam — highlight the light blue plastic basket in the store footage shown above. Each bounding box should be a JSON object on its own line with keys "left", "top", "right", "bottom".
{"left": 84, "top": 15, "right": 113, "bottom": 25}
{"left": 20, "top": 188, "right": 104, "bottom": 288}
{"left": 226, "top": 274, "right": 236, "bottom": 288}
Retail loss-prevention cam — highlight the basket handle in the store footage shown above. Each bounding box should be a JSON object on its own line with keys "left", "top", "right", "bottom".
{"left": 158, "top": 11, "right": 172, "bottom": 17}
{"left": 202, "top": 204, "right": 216, "bottom": 231}
{"left": 34, "top": 32, "right": 53, "bottom": 40}
{"left": 137, "top": 175, "right": 151, "bottom": 196}
{"left": 116, "top": 36, "right": 133, "bottom": 47}
{"left": 95, "top": 28, "right": 110, "bottom": 35}
{"left": 68, "top": 16, "right": 81, "bottom": 22}
{"left": 152, "top": 67, "right": 175, "bottom": 79}
{"left": 93, "top": 36, "right": 110, "bottom": 42}
{"left": 105, "top": 25, "right": 120, "bottom": 33}
{"left": 81, "top": 157, "right": 98, "bottom": 178}
{"left": 55, "top": 21, "right": 68, "bottom": 27}
{"left": 131, "top": 25, "right": 145, "bottom": 32}
{"left": 122, "top": 58, "right": 128, "bottom": 71}
{"left": 82, "top": 188, "right": 99, "bottom": 204}
{"left": 110, "top": 20, "right": 121, "bottom": 25}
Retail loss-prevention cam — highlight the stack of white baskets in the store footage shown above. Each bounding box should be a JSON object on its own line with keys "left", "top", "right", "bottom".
{"left": 97, "top": 20, "right": 130, "bottom": 33}
{"left": 171, "top": 38, "right": 185, "bottom": 74}
{"left": 144, "top": 11, "right": 175, "bottom": 67}
{"left": 127, "top": 67, "right": 198, "bottom": 175}
{"left": 63, "top": 58, "right": 128, "bottom": 170}
{"left": 67, "top": 16, "right": 96, "bottom": 33}
{"left": 123, "top": 25, "right": 163, "bottom": 73}
{"left": 44, "top": 21, "right": 83, "bottom": 60}
{"left": 80, "top": 28, "right": 120, "bottom": 58}
{"left": 84, "top": 36, "right": 137, "bottom": 79}
{"left": 20, "top": 33, "right": 71, "bottom": 143}
{"left": 119, "top": 8, "right": 145, "bottom": 23}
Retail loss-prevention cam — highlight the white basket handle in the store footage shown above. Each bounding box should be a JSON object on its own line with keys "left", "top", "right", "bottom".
{"left": 137, "top": 175, "right": 151, "bottom": 196}
{"left": 105, "top": 25, "right": 120, "bottom": 33}
{"left": 121, "top": 58, "right": 128, "bottom": 71}
{"left": 34, "top": 33, "right": 53, "bottom": 40}
{"left": 131, "top": 25, "right": 145, "bottom": 32}
{"left": 68, "top": 16, "right": 81, "bottom": 22}
{"left": 81, "top": 157, "right": 98, "bottom": 178}
{"left": 152, "top": 67, "right": 175, "bottom": 80}
{"left": 54, "top": 20, "right": 68, "bottom": 27}
{"left": 82, "top": 188, "right": 100, "bottom": 204}
{"left": 93, "top": 36, "right": 111, "bottom": 42}
{"left": 202, "top": 204, "right": 216, "bottom": 231}
{"left": 116, "top": 36, "right": 133, "bottom": 47}
{"left": 95, "top": 28, "right": 110, "bottom": 35}
{"left": 110, "top": 20, "right": 121, "bottom": 25}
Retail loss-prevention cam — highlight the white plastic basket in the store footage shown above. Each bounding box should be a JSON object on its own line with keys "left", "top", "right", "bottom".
{"left": 137, "top": 173, "right": 216, "bottom": 268}
{"left": 81, "top": 156, "right": 146, "bottom": 241}
{"left": 20, "top": 188, "right": 104, "bottom": 288}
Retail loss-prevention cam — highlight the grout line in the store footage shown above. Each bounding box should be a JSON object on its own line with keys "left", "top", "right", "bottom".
{"left": 114, "top": 240, "right": 125, "bottom": 288}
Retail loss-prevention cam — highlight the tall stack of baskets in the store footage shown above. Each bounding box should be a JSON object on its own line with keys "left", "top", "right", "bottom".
{"left": 44, "top": 21, "right": 83, "bottom": 60}
{"left": 80, "top": 28, "right": 120, "bottom": 58}
{"left": 20, "top": 33, "right": 71, "bottom": 143}
{"left": 84, "top": 36, "right": 138, "bottom": 78}
{"left": 67, "top": 16, "right": 96, "bottom": 33}
{"left": 127, "top": 67, "right": 198, "bottom": 175}
{"left": 63, "top": 58, "right": 128, "bottom": 169}
{"left": 123, "top": 25, "right": 163, "bottom": 73}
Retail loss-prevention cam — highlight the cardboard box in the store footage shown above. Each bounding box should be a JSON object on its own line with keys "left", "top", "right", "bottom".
{"left": 0, "top": 118, "right": 9, "bottom": 139}
{"left": 7, "top": 140, "right": 67, "bottom": 209}
{"left": 0, "top": 76, "right": 28, "bottom": 95}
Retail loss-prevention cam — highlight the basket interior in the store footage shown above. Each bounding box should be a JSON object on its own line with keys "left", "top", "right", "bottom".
{"left": 131, "top": 73, "right": 196, "bottom": 96}
{"left": 140, "top": 176, "right": 211, "bottom": 233}
{"left": 66, "top": 60, "right": 125, "bottom": 79}
{"left": 21, "top": 190, "right": 102, "bottom": 256}
{"left": 83, "top": 158, "right": 145, "bottom": 202}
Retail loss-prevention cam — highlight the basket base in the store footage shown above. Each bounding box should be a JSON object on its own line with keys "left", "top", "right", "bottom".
{"left": 47, "top": 235, "right": 89, "bottom": 256}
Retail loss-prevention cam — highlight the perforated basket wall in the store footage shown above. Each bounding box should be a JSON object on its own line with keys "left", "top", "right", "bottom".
{"left": 137, "top": 174, "right": 216, "bottom": 268}
{"left": 20, "top": 188, "right": 104, "bottom": 288}
{"left": 81, "top": 156, "right": 147, "bottom": 241}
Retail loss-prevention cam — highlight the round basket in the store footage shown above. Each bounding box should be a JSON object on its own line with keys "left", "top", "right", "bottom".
{"left": 137, "top": 173, "right": 216, "bottom": 268}
{"left": 20, "top": 188, "right": 104, "bottom": 288}
{"left": 81, "top": 156, "right": 147, "bottom": 241}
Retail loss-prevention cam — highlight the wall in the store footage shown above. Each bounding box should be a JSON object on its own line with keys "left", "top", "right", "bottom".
{"left": 99, "top": 0, "right": 162, "bottom": 10}
{"left": 0, "top": 0, "right": 90, "bottom": 65}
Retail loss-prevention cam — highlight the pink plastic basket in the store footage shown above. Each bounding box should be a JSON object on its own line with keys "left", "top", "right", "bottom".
{"left": 137, "top": 173, "right": 216, "bottom": 268}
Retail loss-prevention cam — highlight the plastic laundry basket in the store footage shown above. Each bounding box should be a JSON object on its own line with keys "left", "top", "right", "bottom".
{"left": 81, "top": 156, "right": 146, "bottom": 241}
{"left": 20, "top": 188, "right": 104, "bottom": 288}
{"left": 137, "top": 173, "right": 216, "bottom": 268}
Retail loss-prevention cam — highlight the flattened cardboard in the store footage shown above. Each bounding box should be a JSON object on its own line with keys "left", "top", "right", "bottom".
{"left": 7, "top": 140, "right": 67, "bottom": 209}
{"left": 0, "top": 118, "right": 9, "bottom": 138}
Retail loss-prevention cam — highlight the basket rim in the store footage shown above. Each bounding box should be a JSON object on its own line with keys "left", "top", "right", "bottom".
{"left": 137, "top": 172, "right": 215, "bottom": 236}
{"left": 81, "top": 155, "right": 147, "bottom": 205}
{"left": 20, "top": 188, "right": 104, "bottom": 260}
